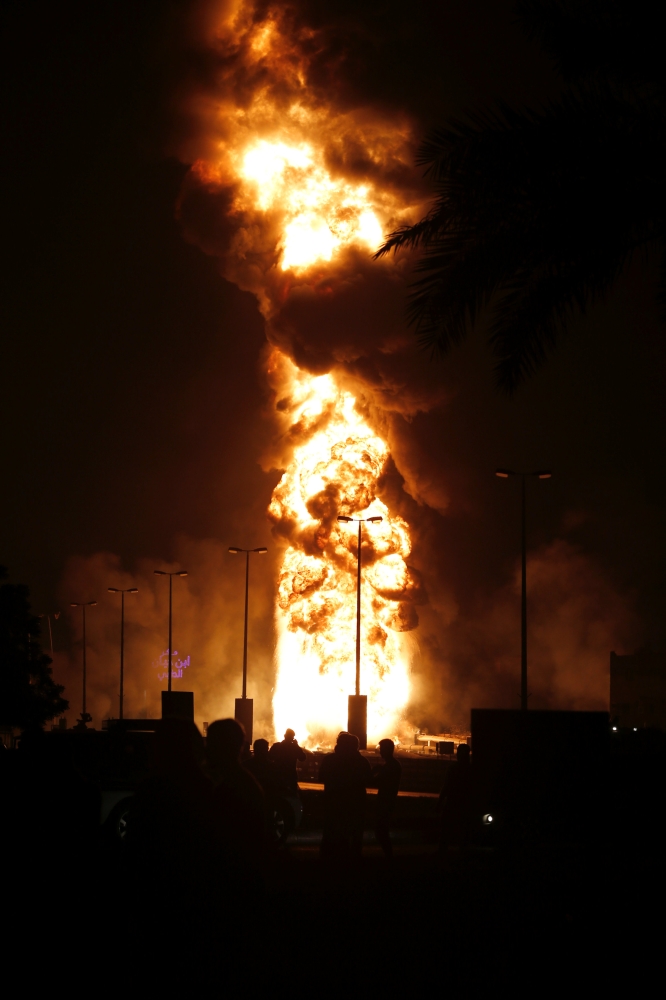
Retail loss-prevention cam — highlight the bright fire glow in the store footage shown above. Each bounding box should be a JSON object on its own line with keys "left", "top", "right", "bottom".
{"left": 188, "top": 2, "right": 422, "bottom": 744}
{"left": 269, "top": 358, "right": 419, "bottom": 746}
{"left": 240, "top": 139, "right": 383, "bottom": 270}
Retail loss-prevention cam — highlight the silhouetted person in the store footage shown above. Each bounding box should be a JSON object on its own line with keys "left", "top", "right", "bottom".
{"left": 372, "top": 739, "right": 402, "bottom": 858}
{"left": 126, "top": 719, "right": 213, "bottom": 896}
{"left": 269, "top": 728, "right": 306, "bottom": 795}
{"left": 439, "top": 742, "right": 473, "bottom": 852}
{"left": 245, "top": 738, "right": 273, "bottom": 788}
{"left": 247, "top": 737, "right": 291, "bottom": 798}
{"left": 319, "top": 731, "right": 372, "bottom": 860}
{"left": 207, "top": 719, "right": 265, "bottom": 866}
{"left": 245, "top": 737, "right": 287, "bottom": 843}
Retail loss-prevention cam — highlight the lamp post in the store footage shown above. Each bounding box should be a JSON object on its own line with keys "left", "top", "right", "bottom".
{"left": 337, "top": 514, "right": 383, "bottom": 749}
{"left": 70, "top": 601, "right": 97, "bottom": 726}
{"left": 228, "top": 546, "right": 267, "bottom": 743}
{"left": 495, "top": 468, "right": 552, "bottom": 710}
{"left": 108, "top": 587, "right": 139, "bottom": 721}
{"left": 38, "top": 611, "right": 61, "bottom": 659}
{"left": 153, "top": 570, "right": 188, "bottom": 694}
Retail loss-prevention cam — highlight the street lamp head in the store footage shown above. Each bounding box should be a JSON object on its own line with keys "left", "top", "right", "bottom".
{"left": 129, "top": 588, "right": 139, "bottom": 594}
{"left": 254, "top": 547, "right": 268, "bottom": 553}
{"left": 70, "top": 603, "right": 79, "bottom": 608}
{"left": 536, "top": 470, "right": 552, "bottom": 479}
{"left": 154, "top": 569, "right": 165, "bottom": 576}
{"left": 367, "top": 516, "right": 383, "bottom": 523}
{"left": 176, "top": 571, "right": 188, "bottom": 577}
{"left": 89, "top": 602, "right": 98, "bottom": 607}
{"left": 108, "top": 587, "right": 119, "bottom": 593}
{"left": 495, "top": 468, "right": 512, "bottom": 478}
{"left": 228, "top": 547, "right": 241, "bottom": 554}
{"left": 337, "top": 515, "right": 352, "bottom": 522}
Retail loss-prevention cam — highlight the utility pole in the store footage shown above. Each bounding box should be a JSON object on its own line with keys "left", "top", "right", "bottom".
{"left": 228, "top": 546, "right": 268, "bottom": 744}
{"left": 495, "top": 469, "right": 552, "bottom": 709}
{"left": 337, "top": 514, "right": 383, "bottom": 749}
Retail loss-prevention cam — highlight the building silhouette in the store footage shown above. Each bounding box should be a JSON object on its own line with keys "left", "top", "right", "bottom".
{"left": 610, "top": 649, "right": 666, "bottom": 729}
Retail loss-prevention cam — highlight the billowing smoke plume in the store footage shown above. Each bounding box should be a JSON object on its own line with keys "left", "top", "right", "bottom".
{"left": 146, "top": 0, "right": 641, "bottom": 737}
{"left": 173, "top": 0, "right": 443, "bottom": 417}
{"left": 54, "top": 539, "right": 276, "bottom": 730}
{"left": 415, "top": 539, "right": 642, "bottom": 728}
{"left": 51, "top": 1, "right": 641, "bottom": 737}
{"left": 161, "top": 0, "right": 452, "bottom": 742}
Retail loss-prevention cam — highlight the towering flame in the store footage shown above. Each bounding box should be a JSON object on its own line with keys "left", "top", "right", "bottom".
{"left": 268, "top": 354, "right": 419, "bottom": 745}
{"left": 179, "top": 1, "right": 425, "bottom": 743}
{"left": 239, "top": 140, "right": 383, "bottom": 271}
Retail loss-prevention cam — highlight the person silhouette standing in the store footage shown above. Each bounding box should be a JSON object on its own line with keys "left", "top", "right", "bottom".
{"left": 269, "top": 728, "right": 306, "bottom": 795}
{"left": 245, "top": 738, "right": 281, "bottom": 797}
{"left": 206, "top": 719, "right": 265, "bottom": 867}
{"left": 373, "top": 739, "right": 402, "bottom": 858}
{"left": 319, "top": 731, "right": 372, "bottom": 861}
{"left": 245, "top": 737, "right": 287, "bottom": 844}
{"left": 127, "top": 718, "right": 213, "bottom": 895}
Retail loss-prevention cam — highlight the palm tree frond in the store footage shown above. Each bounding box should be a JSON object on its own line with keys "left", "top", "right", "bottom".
{"left": 378, "top": 65, "right": 664, "bottom": 389}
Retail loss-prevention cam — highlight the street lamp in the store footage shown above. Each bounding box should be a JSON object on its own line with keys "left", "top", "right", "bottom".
{"left": 70, "top": 601, "right": 97, "bottom": 727}
{"left": 38, "top": 611, "right": 61, "bottom": 659}
{"left": 228, "top": 546, "right": 267, "bottom": 743}
{"left": 337, "top": 514, "right": 383, "bottom": 749}
{"left": 108, "top": 587, "right": 139, "bottom": 722}
{"left": 495, "top": 468, "right": 552, "bottom": 710}
{"left": 153, "top": 570, "right": 188, "bottom": 694}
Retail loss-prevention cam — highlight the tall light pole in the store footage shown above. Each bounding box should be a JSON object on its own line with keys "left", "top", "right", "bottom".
{"left": 228, "top": 546, "right": 267, "bottom": 744}
{"left": 38, "top": 611, "right": 61, "bottom": 658}
{"left": 495, "top": 468, "right": 552, "bottom": 710}
{"left": 108, "top": 587, "right": 139, "bottom": 721}
{"left": 154, "top": 569, "right": 188, "bottom": 694}
{"left": 337, "top": 514, "right": 383, "bottom": 749}
{"left": 70, "top": 601, "right": 97, "bottom": 727}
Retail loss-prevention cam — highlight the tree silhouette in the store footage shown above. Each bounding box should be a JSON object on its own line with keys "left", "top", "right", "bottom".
{"left": 376, "top": 0, "right": 666, "bottom": 391}
{"left": 0, "top": 566, "right": 68, "bottom": 730}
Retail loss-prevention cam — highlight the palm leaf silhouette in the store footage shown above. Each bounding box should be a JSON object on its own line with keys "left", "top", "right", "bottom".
{"left": 377, "top": 1, "right": 666, "bottom": 392}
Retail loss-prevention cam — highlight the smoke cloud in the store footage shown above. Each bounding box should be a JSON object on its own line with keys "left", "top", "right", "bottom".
{"left": 148, "top": 0, "right": 641, "bottom": 734}
{"left": 49, "top": 1, "right": 643, "bottom": 736}
{"left": 409, "top": 539, "right": 641, "bottom": 733}
{"left": 54, "top": 535, "right": 637, "bottom": 736}
{"left": 54, "top": 539, "right": 277, "bottom": 732}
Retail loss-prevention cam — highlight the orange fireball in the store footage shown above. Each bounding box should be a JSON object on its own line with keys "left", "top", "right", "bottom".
{"left": 268, "top": 356, "right": 420, "bottom": 745}
{"left": 183, "top": 1, "right": 423, "bottom": 743}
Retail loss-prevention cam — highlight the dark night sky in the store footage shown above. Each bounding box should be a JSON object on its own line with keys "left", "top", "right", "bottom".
{"left": 2, "top": 0, "right": 665, "bottom": 727}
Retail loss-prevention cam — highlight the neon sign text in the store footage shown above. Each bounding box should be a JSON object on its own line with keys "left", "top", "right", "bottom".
{"left": 155, "top": 649, "right": 190, "bottom": 681}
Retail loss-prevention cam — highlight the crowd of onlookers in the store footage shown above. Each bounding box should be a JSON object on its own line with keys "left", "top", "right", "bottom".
{"left": 2, "top": 715, "right": 478, "bottom": 916}
{"left": 4, "top": 719, "right": 656, "bottom": 990}
{"left": 125, "top": 719, "right": 408, "bottom": 887}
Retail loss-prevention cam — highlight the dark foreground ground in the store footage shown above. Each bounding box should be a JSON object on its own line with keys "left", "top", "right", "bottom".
{"left": 4, "top": 733, "right": 664, "bottom": 990}
{"left": 7, "top": 794, "right": 663, "bottom": 992}
{"left": 30, "top": 838, "right": 663, "bottom": 991}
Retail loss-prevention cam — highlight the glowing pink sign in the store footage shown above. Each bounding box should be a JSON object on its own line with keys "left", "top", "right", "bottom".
{"left": 155, "top": 649, "right": 190, "bottom": 681}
